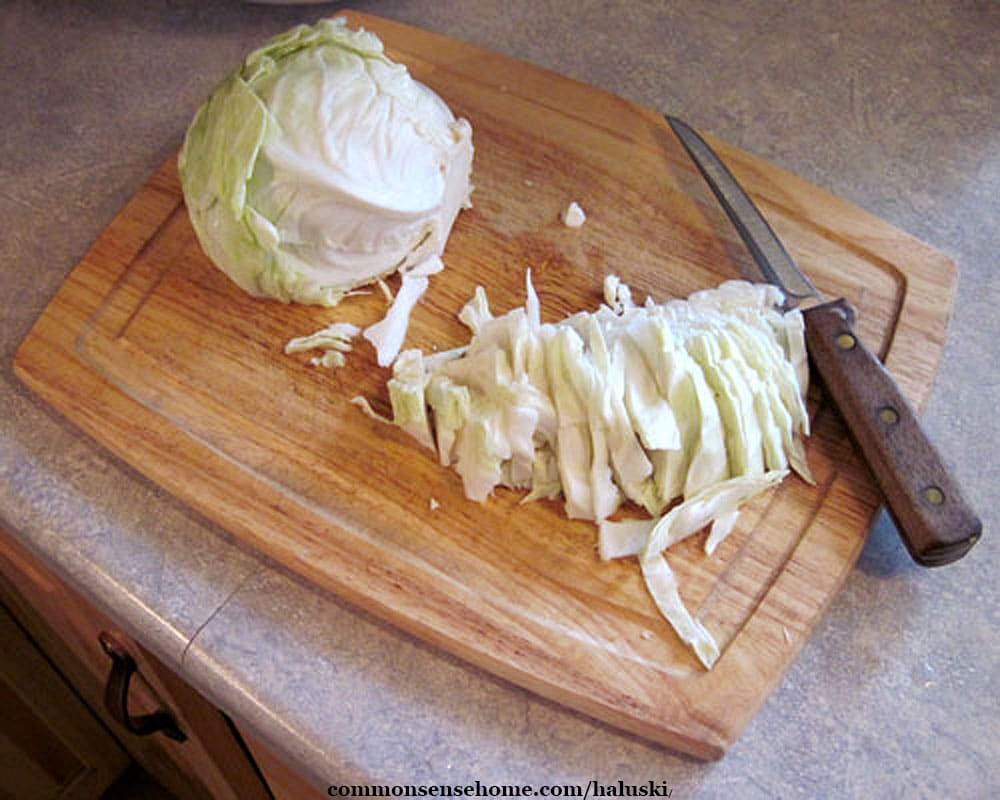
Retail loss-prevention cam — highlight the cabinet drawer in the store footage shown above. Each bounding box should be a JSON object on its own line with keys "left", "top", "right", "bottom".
{"left": 0, "top": 526, "right": 270, "bottom": 800}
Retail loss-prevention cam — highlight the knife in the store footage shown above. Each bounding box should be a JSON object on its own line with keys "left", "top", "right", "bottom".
{"left": 666, "top": 115, "right": 981, "bottom": 567}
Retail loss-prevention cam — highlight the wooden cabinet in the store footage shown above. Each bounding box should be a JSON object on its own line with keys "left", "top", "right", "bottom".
{"left": 0, "top": 526, "right": 271, "bottom": 800}
{"left": 240, "top": 729, "right": 332, "bottom": 800}
{"left": 0, "top": 602, "right": 130, "bottom": 799}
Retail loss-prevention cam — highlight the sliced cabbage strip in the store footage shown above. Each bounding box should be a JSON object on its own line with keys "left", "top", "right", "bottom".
{"left": 640, "top": 554, "right": 720, "bottom": 669}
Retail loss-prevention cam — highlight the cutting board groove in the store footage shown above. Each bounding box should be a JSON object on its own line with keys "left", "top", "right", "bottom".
{"left": 15, "top": 11, "right": 956, "bottom": 759}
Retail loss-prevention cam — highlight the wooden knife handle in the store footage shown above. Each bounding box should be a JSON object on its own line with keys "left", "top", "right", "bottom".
{"left": 802, "top": 299, "right": 981, "bottom": 566}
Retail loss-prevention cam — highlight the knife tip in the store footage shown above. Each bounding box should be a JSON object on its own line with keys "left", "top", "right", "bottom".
{"left": 664, "top": 114, "right": 691, "bottom": 133}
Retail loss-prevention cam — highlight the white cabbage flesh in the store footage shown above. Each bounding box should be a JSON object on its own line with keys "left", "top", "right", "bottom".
{"left": 284, "top": 321, "right": 360, "bottom": 353}
{"left": 599, "top": 470, "right": 787, "bottom": 668}
{"left": 640, "top": 470, "right": 788, "bottom": 561}
{"left": 180, "top": 17, "right": 473, "bottom": 364}
{"left": 544, "top": 327, "right": 600, "bottom": 520}
{"left": 603, "top": 274, "right": 635, "bottom": 314}
{"left": 640, "top": 554, "right": 720, "bottom": 669}
{"left": 458, "top": 286, "right": 494, "bottom": 334}
{"left": 705, "top": 510, "right": 741, "bottom": 556}
{"left": 284, "top": 321, "right": 360, "bottom": 370}
{"left": 598, "top": 471, "right": 787, "bottom": 562}
{"left": 387, "top": 349, "right": 434, "bottom": 451}
{"left": 597, "top": 517, "right": 656, "bottom": 561}
{"left": 363, "top": 272, "right": 430, "bottom": 367}
{"left": 369, "top": 274, "right": 811, "bottom": 667}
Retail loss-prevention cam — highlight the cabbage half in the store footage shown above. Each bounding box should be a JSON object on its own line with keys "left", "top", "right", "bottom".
{"left": 179, "top": 17, "right": 474, "bottom": 315}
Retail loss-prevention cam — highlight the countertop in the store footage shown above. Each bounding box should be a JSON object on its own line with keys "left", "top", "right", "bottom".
{"left": 2, "top": 1, "right": 997, "bottom": 796}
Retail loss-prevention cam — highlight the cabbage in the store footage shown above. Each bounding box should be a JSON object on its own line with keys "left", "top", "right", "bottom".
{"left": 599, "top": 333, "right": 657, "bottom": 513}
{"left": 387, "top": 349, "right": 434, "bottom": 451}
{"left": 284, "top": 321, "right": 359, "bottom": 368}
{"left": 603, "top": 274, "right": 635, "bottom": 314}
{"left": 366, "top": 274, "right": 811, "bottom": 667}
{"left": 425, "top": 375, "right": 471, "bottom": 466}
{"left": 640, "top": 470, "right": 787, "bottom": 561}
{"left": 640, "top": 554, "right": 719, "bottom": 668}
{"left": 180, "top": 17, "right": 473, "bottom": 364}
{"left": 619, "top": 335, "right": 681, "bottom": 452}
{"left": 458, "top": 286, "right": 494, "bottom": 335}
{"left": 544, "top": 327, "right": 601, "bottom": 520}
{"left": 598, "top": 470, "right": 787, "bottom": 668}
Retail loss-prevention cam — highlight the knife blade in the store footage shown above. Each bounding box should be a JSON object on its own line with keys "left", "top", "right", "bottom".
{"left": 666, "top": 115, "right": 981, "bottom": 566}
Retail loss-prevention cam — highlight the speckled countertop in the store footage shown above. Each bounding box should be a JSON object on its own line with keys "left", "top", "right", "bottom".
{"left": 2, "top": 1, "right": 997, "bottom": 796}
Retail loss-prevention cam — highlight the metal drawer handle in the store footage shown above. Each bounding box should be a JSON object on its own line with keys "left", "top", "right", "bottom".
{"left": 98, "top": 631, "right": 187, "bottom": 742}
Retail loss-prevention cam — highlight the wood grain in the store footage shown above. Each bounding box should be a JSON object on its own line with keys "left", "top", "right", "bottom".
{"left": 13, "top": 11, "right": 957, "bottom": 759}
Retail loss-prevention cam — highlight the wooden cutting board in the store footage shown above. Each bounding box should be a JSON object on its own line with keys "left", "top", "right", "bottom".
{"left": 14, "top": 11, "right": 957, "bottom": 759}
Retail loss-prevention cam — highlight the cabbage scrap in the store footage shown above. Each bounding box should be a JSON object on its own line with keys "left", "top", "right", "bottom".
{"left": 362, "top": 273, "right": 811, "bottom": 668}
{"left": 387, "top": 350, "right": 434, "bottom": 451}
{"left": 284, "top": 321, "right": 360, "bottom": 368}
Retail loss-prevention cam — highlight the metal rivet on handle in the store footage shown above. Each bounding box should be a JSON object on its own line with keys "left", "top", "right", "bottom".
{"left": 878, "top": 406, "right": 900, "bottom": 425}
{"left": 836, "top": 332, "right": 857, "bottom": 350}
{"left": 924, "top": 486, "right": 945, "bottom": 506}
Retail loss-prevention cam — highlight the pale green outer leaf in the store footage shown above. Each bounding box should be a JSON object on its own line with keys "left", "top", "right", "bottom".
{"left": 452, "top": 398, "right": 508, "bottom": 502}
{"left": 681, "top": 350, "right": 730, "bottom": 498}
{"left": 720, "top": 321, "right": 789, "bottom": 471}
{"left": 543, "top": 328, "right": 596, "bottom": 519}
{"left": 426, "top": 375, "right": 471, "bottom": 466}
{"left": 686, "top": 332, "right": 749, "bottom": 476}
{"left": 520, "top": 446, "right": 563, "bottom": 504}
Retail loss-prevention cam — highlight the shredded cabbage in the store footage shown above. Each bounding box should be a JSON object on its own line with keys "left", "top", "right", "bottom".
{"left": 363, "top": 273, "right": 811, "bottom": 668}
{"left": 284, "top": 321, "right": 360, "bottom": 369}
